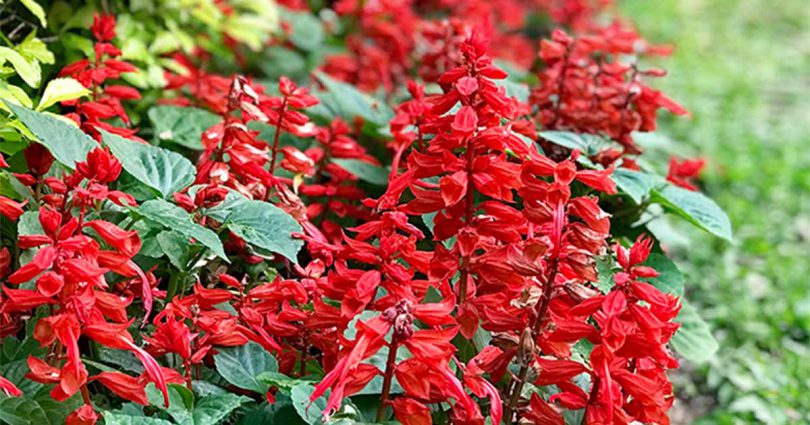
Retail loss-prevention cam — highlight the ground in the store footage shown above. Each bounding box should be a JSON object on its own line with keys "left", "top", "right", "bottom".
{"left": 621, "top": 0, "right": 810, "bottom": 423}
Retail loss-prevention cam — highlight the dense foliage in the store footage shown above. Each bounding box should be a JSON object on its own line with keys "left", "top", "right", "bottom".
{"left": 0, "top": 1, "right": 732, "bottom": 424}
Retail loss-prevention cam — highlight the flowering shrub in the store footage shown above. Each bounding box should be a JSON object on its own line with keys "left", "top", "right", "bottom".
{"left": 0, "top": 1, "right": 730, "bottom": 424}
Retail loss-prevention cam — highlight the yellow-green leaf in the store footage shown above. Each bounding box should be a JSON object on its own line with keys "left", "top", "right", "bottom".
{"left": 0, "top": 46, "right": 41, "bottom": 88}
{"left": 36, "top": 78, "right": 90, "bottom": 111}
{"left": 19, "top": 0, "right": 47, "bottom": 27}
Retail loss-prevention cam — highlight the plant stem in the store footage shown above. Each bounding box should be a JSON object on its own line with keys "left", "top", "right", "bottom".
{"left": 268, "top": 99, "right": 288, "bottom": 173}
{"left": 503, "top": 254, "right": 561, "bottom": 422}
{"left": 458, "top": 136, "right": 475, "bottom": 303}
{"left": 80, "top": 384, "right": 92, "bottom": 404}
{"left": 376, "top": 340, "right": 399, "bottom": 422}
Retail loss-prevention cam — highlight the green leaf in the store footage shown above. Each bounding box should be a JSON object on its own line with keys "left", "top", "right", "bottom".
{"left": 611, "top": 167, "right": 733, "bottom": 241}
{"left": 652, "top": 185, "right": 733, "bottom": 241}
{"left": 331, "top": 159, "right": 388, "bottom": 185}
{"left": 282, "top": 7, "right": 324, "bottom": 51}
{"left": 17, "top": 33, "right": 53, "bottom": 64}
{"left": 0, "top": 81, "right": 33, "bottom": 111}
{"left": 5, "top": 102, "right": 95, "bottom": 169}
{"left": 134, "top": 199, "right": 227, "bottom": 261}
{"left": 103, "top": 412, "right": 174, "bottom": 425}
{"left": 611, "top": 169, "right": 666, "bottom": 204}
{"left": 0, "top": 387, "right": 81, "bottom": 425}
{"left": 671, "top": 301, "right": 719, "bottom": 363}
{"left": 640, "top": 253, "right": 685, "bottom": 297}
{"left": 146, "top": 384, "right": 195, "bottom": 425}
{"left": 311, "top": 71, "right": 394, "bottom": 127}
{"left": 539, "top": 131, "right": 611, "bottom": 157}
{"left": 156, "top": 230, "right": 194, "bottom": 270}
{"left": 101, "top": 129, "right": 196, "bottom": 199}
{"left": 214, "top": 341, "right": 278, "bottom": 394}
{"left": 190, "top": 393, "right": 251, "bottom": 425}
{"left": 290, "top": 383, "right": 327, "bottom": 425}
{"left": 145, "top": 383, "right": 250, "bottom": 425}
{"left": 148, "top": 105, "right": 221, "bottom": 150}
{"left": 0, "top": 46, "right": 41, "bottom": 88}
{"left": 36, "top": 78, "right": 90, "bottom": 111}
{"left": 192, "top": 186, "right": 246, "bottom": 222}
{"left": 19, "top": 0, "right": 47, "bottom": 27}
{"left": 0, "top": 397, "right": 50, "bottom": 425}
{"left": 224, "top": 199, "right": 304, "bottom": 263}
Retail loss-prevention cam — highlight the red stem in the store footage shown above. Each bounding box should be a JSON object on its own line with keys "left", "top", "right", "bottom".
{"left": 376, "top": 340, "right": 399, "bottom": 422}
{"left": 269, "top": 98, "right": 288, "bottom": 173}
{"left": 458, "top": 135, "right": 476, "bottom": 303}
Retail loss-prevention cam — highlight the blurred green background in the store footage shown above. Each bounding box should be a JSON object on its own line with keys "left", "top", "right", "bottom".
{"left": 621, "top": 0, "right": 810, "bottom": 423}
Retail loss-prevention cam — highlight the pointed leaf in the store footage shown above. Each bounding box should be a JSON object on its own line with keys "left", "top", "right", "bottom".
{"left": 671, "top": 301, "right": 719, "bottom": 363}
{"left": 101, "top": 129, "right": 196, "bottom": 199}
{"left": 134, "top": 199, "right": 227, "bottom": 261}
{"left": 103, "top": 412, "right": 174, "bottom": 425}
{"left": 214, "top": 341, "right": 278, "bottom": 394}
{"left": 651, "top": 185, "right": 733, "bottom": 241}
{"left": 224, "top": 200, "right": 303, "bottom": 263}
{"left": 36, "top": 78, "right": 89, "bottom": 111}
{"left": 148, "top": 105, "right": 221, "bottom": 150}
{"left": 290, "top": 383, "right": 327, "bottom": 425}
{"left": 5, "top": 102, "right": 95, "bottom": 169}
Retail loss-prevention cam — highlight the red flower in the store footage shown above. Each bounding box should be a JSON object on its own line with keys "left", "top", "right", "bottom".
{"left": 66, "top": 404, "right": 99, "bottom": 425}
{"left": 667, "top": 156, "right": 705, "bottom": 191}
{"left": 0, "top": 375, "right": 22, "bottom": 397}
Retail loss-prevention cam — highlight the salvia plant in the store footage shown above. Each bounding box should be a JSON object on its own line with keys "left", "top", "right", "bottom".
{"left": 0, "top": 1, "right": 730, "bottom": 424}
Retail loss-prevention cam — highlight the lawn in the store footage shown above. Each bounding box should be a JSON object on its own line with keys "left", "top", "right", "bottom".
{"left": 621, "top": 0, "right": 810, "bottom": 423}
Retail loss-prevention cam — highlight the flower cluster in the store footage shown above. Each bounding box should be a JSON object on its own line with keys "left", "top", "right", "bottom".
{"left": 0, "top": 146, "right": 170, "bottom": 421}
{"left": 531, "top": 25, "right": 688, "bottom": 160}
{"left": 0, "top": 3, "right": 709, "bottom": 425}
{"left": 58, "top": 14, "right": 141, "bottom": 139}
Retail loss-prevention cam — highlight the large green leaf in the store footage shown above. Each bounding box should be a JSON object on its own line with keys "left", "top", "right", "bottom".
{"left": 134, "top": 199, "right": 227, "bottom": 261}
{"left": 102, "top": 129, "right": 196, "bottom": 199}
{"left": 611, "top": 168, "right": 732, "bottom": 241}
{"left": 0, "top": 387, "right": 81, "bottom": 425}
{"left": 0, "top": 397, "right": 50, "bottom": 425}
{"left": 214, "top": 341, "right": 278, "bottom": 394}
{"left": 332, "top": 159, "right": 388, "bottom": 185}
{"left": 5, "top": 102, "right": 95, "bottom": 169}
{"left": 652, "top": 185, "right": 733, "bottom": 241}
{"left": 103, "top": 412, "right": 174, "bottom": 425}
{"left": 290, "top": 383, "right": 327, "bottom": 425}
{"left": 148, "top": 105, "right": 221, "bottom": 150}
{"left": 311, "top": 71, "right": 393, "bottom": 127}
{"left": 189, "top": 186, "right": 246, "bottom": 223}
{"left": 224, "top": 199, "right": 303, "bottom": 263}
{"left": 671, "top": 301, "right": 719, "bottom": 363}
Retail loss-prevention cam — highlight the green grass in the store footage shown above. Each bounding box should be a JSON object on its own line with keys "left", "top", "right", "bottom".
{"left": 619, "top": 0, "right": 810, "bottom": 423}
